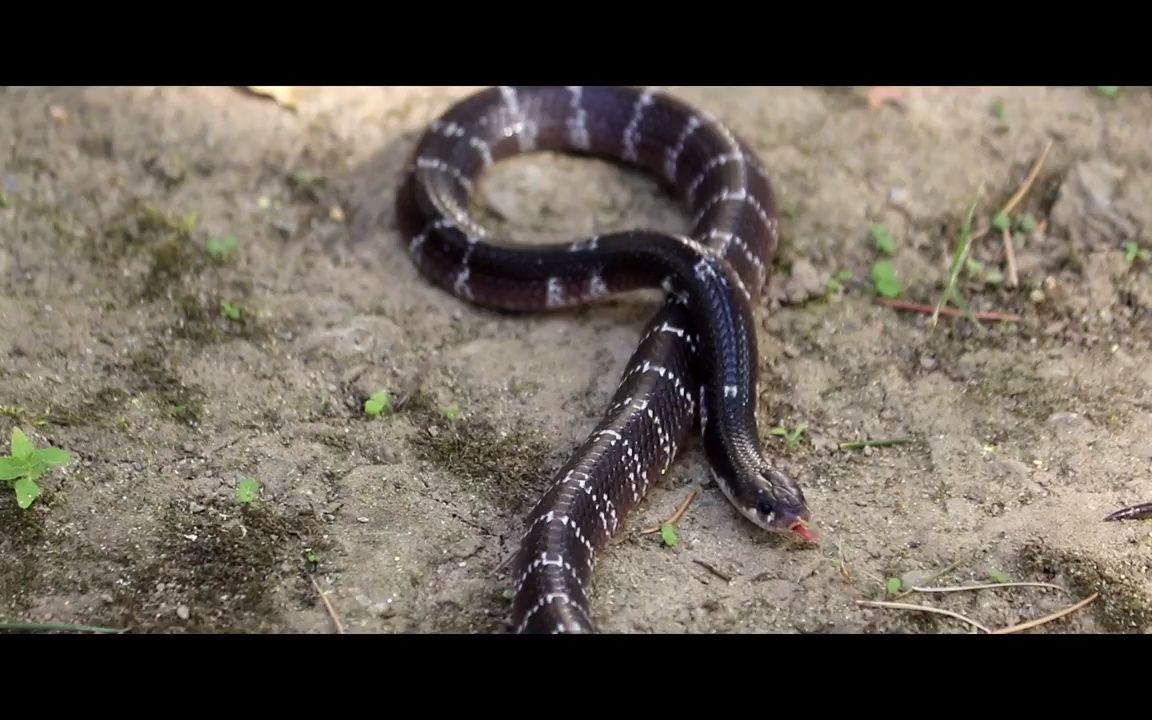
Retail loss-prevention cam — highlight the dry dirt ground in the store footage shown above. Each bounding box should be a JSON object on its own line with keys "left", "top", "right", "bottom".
{"left": 2, "top": 86, "right": 1151, "bottom": 634}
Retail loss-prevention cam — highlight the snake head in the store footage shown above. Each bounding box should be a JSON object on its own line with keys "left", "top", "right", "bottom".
{"left": 753, "top": 467, "right": 817, "bottom": 544}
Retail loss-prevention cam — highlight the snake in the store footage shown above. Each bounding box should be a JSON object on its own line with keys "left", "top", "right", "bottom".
{"left": 394, "top": 86, "right": 817, "bottom": 634}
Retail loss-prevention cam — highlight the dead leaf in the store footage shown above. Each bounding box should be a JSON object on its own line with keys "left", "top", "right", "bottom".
{"left": 865, "top": 86, "right": 906, "bottom": 110}
{"left": 243, "top": 86, "right": 300, "bottom": 110}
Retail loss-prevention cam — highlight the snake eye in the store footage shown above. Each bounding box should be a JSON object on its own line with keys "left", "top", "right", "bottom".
{"left": 755, "top": 494, "right": 776, "bottom": 522}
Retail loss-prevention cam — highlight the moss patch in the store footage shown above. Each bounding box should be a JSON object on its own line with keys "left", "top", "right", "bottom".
{"left": 405, "top": 393, "right": 552, "bottom": 512}
{"left": 92, "top": 499, "right": 330, "bottom": 633}
{"left": 122, "top": 345, "right": 206, "bottom": 426}
{"left": 0, "top": 501, "right": 48, "bottom": 615}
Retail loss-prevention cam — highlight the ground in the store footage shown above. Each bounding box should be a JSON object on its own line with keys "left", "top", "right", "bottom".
{"left": 1, "top": 85, "right": 1151, "bottom": 634}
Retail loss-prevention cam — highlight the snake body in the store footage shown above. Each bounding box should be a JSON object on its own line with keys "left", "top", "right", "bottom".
{"left": 395, "top": 86, "right": 813, "bottom": 633}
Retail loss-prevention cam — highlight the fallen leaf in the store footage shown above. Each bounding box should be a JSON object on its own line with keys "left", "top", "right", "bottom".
{"left": 866, "top": 86, "right": 906, "bottom": 110}
{"left": 243, "top": 86, "right": 300, "bottom": 110}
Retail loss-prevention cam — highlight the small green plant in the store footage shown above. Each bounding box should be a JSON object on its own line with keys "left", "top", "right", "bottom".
{"left": 235, "top": 476, "right": 260, "bottom": 505}
{"left": 1123, "top": 241, "right": 1151, "bottom": 264}
{"left": 206, "top": 235, "right": 239, "bottom": 259}
{"left": 988, "top": 567, "right": 1009, "bottom": 584}
{"left": 886, "top": 577, "right": 903, "bottom": 594}
{"left": 871, "top": 224, "right": 898, "bottom": 255}
{"left": 1095, "top": 86, "right": 1120, "bottom": 98}
{"left": 0, "top": 427, "right": 72, "bottom": 509}
{"left": 871, "top": 261, "right": 901, "bottom": 298}
{"left": 965, "top": 257, "right": 1005, "bottom": 286}
{"left": 220, "top": 301, "right": 241, "bottom": 320}
{"left": 992, "top": 211, "right": 1038, "bottom": 235}
{"left": 364, "top": 390, "right": 390, "bottom": 417}
{"left": 660, "top": 522, "right": 679, "bottom": 547}
{"left": 826, "top": 269, "right": 853, "bottom": 293}
{"left": 770, "top": 423, "right": 807, "bottom": 449}
{"left": 990, "top": 98, "right": 1006, "bottom": 121}
{"left": 443, "top": 404, "right": 461, "bottom": 421}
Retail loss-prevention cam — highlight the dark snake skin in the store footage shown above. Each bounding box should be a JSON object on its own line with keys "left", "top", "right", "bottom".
{"left": 394, "top": 86, "right": 815, "bottom": 633}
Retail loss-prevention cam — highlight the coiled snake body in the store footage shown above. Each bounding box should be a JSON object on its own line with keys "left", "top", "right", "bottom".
{"left": 395, "top": 86, "right": 815, "bottom": 633}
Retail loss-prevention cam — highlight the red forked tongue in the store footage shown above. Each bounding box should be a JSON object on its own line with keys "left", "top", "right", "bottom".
{"left": 790, "top": 521, "right": 819, "bottom": 545}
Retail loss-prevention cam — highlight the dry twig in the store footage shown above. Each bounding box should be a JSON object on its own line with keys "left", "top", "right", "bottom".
{"left": 969, "top": 139, "right": 1055, "bottom": 242}
{"left": 641, "top": 489, "right": 699, "bottom": 535}
{"left": 1001, "top": 225, "right": 1020, "bottom": 288}
{"left": 857, "top": 599, "right": 991, "bottom": 633}
{"left": 692, "top": 559, "right": 734, "bottom": 583}
{"left": 990, "top": 592, "right": 1099, "bottom": 634}
{"left": 999, "top": 139, "right": 1054, "bottom": 218}
{"left": 909, "top": 581, "right": 1067, "bottom": 594}
{"left": 876, "top": 298, "right": 1022, "bottom": 322}
{"left": 311, "top": 576, "right": 346, "bottom": 634}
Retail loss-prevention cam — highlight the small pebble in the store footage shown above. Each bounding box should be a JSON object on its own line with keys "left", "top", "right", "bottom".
{"left": 919, "top": 355, "right": 937, "bottom": 370}
{"left": 176, "top": 605, "right": 190, "bottom": 620}
{"left": 357, "top": 517, "right": 369, "bottom": 523}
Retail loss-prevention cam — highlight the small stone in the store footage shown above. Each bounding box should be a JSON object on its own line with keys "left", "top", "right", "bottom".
{"left": 188, "top": 501, "right": 206, "bottom": 514}
{"left": 357, "top": 517, "right": 370, "bottom": 523}
{"left": 271, "top": 217, "right": 298, "bottom": 238}
{"left": 1030, "top": 288, "right": 1046, "bottom": 303}
{"left": 100, "top": 593, "right": 114, "bottom": 604}
{"left": 782, "top": 258, "right": 827, "bottom": 305}
{"left": 176, "top": 605, "right": 190, "bottom": 620}
{"left": 919, "top": 355, "right": 937, "bottom": 370}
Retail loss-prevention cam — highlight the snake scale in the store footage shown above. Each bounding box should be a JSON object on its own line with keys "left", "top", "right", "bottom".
{"left": 394, "top": 86, "right": 816, "bottom": 633}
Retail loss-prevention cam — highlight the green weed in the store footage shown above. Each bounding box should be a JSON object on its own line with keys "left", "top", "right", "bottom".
{"left": 0, "top": 427, "right": 71, "bottom": 509}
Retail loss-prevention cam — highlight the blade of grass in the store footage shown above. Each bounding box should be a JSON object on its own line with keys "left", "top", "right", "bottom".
{"left": 838, "top": 436, "right": 920, "bottom": 450}
{"left": 0, "top": 621, "right": 126, "bottom": 634}
{"left": 932, "top": 184, "right": 984, "bottom": 328}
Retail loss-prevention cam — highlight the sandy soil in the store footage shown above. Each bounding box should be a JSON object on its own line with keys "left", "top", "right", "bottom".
{"left": 2, "top": 85, "right": 1151, "bottom": 634}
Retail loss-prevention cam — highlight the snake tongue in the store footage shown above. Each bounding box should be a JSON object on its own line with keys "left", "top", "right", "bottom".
{"left": 790, "top": 521, "right": 819, "bottom": 544}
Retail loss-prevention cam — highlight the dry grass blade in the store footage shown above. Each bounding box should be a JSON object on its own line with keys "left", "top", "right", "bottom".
{"left": 1001, "top": 225, "right": 1020, "bottom": 288}
{"left": 311, "top": 576, "right": 346, "bottom": 634}
{"left": 969, "top": 139, "right": 1056, "bottom": 242}
{"left": 910, "top": 581, "right": 1067, "bottom": 594}
{"left": 998, "top": 139, "right": 1054, "bottom": 218}
{"left": 891, "top": 553, "right": 976, "bottom": 600}
{"left": 856, "top": 599, "right": 991, "bottom": 633}
{"left": 990, "top": 592, "right": 1099, "bottom": 634}
{"left": 876, "top": 298, "right": 1021, "bottom": 322}
{"left": 242, "top": 86, "right": 300, "bottom": 110}
{"left": 641, "top": 488, "right": 699, "bottom": 534}
{"left": 0, "top": 620, "right": 126, "bottom": 634}
{"left": 932, "top": 185, "right": 985, "bottom": 328}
